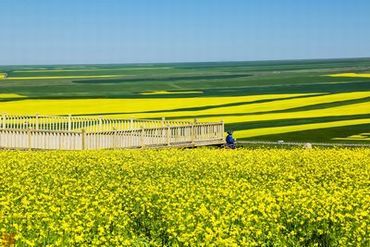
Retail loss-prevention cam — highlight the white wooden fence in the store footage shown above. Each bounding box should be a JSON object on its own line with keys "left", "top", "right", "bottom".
{"left": 0, "top": 114, "right": 224, "bottom": 150}
{"left": 0, "top": 114, "right": 191, "bottom": 132}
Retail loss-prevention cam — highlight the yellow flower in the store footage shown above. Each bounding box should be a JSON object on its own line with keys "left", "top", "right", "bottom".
{"left": 0, "top": 148, "right": 368, "bottom": 246}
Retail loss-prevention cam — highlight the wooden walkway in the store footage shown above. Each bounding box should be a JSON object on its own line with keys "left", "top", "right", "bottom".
{"left": 0, "top": 114, "right": 224, "bottom": 150}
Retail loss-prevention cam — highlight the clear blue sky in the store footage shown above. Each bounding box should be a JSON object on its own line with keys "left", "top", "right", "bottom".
{"left": 1, "top": 0, "right": 370, "bottom": 65}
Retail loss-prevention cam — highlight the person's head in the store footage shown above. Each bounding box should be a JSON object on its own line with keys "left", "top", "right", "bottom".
{"left": 227, "top": 131, "right": 233, "bottom": 135}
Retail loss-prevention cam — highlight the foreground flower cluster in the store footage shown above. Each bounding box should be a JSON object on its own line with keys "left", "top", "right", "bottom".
{"left": 0, "top": 148, "right": 369, "bottom": 246}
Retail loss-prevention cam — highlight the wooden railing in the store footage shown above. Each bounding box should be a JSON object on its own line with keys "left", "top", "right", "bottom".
{"left": 0, "top": 129, "right": 83, "bottom": 150}
{"left": 0, "top": 114, "right": 192, "bottom": 132}
{"left": 0, "top": 114, "right": 224, "bottom": 150}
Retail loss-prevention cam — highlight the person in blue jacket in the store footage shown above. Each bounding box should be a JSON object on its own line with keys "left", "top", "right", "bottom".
{"left": 225, "top": 131, "right": 236, "bottom": 149}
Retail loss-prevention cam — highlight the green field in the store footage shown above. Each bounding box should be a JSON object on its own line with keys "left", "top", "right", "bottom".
{"left": 1, "top": 58, "right": 370, "bottom": 143}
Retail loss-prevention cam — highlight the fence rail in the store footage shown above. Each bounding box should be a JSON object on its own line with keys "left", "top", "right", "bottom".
{"left": 0, "top": 114, "right": 192, "bottom": 132}
{"left": 0, "top": 114, "right": 224, "bottom": 150}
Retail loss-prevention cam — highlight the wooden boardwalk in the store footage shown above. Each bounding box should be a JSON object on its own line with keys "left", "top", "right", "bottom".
{"left": 0, "top": 114, "right": 224, "bottom": 150}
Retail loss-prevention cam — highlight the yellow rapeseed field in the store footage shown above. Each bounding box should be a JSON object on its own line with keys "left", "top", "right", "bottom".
{"left": 0, "top": 148, "right": 369, "bottom": 246}
{"left": 0, "top": 93, "right": 26, "bottom": 99}
{"left": 2, "top": 91, "right": 370, "bottom": 139}
{"left": 328, "top": 73, "right": 370, "bottom": 78}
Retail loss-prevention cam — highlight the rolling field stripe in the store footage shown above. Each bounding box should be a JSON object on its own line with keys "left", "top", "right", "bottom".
{"left": 224, "top": 114, "right": 370, "bottom": 131}
{"left": 189, "top": 102, "right": 370, "bottom": 128}
{"left": 6, "top": 75, "right": 125, "bottom": 80}
{"left": 140, "top": 90, "right": 203, "bottom": 95}
{"left": 0, "top": 94, "right": 308, "bottom": 115}
{"left": 2, "top": 93, "right": 368, "bottom": 124}
{"left": 238, "top": 141, "right": 370, "bottom": 147}
{"left": 235, "top": 119, "right": 370, "bottom": 139}
{"left": 328, "top": 73, "right": 370, "bottom": 78}
{"left": 11, "top": 67, "right": 172, "bottom": 73}
{"left": 140, "top": 97, "right": 370, "bottom": 121}
{"left": 85, "top": 93, "right": 322, "bottom": 115}
{"left": 171, "top": 79, "right": 370, "bottom": 91}
{"left": 0, "top": 93, "right": 26, "bottom": 99}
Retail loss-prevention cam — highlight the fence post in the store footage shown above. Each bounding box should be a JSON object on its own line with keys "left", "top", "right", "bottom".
{"left": 161, "top": 117, "right": 165, "bottom": 128}
{"left": 27, "top": 127, "right": 32, "bottom": 150}
{"left": 2, "top": 113, "right": 6, "bottom": 129}
{"left": 81, "top": 129, "right": 86, "bottom": 150}
{"left": 194, "top": 118, "right": 199, "bottom": 143}
{"left": 130, "top": 119, "right": 134, "bottom": 130}
{"left": 167, "top": 125, "right": 171, "bottom": 146}
{"left": 221, "top": 120, "right": 225, "bottom": 139}
{"left": 140, "top": 126, "right": 145, "bottom": 148}
{"left": 191, "top": 123, "right": 195, "bottom": 145}
{"left": 68, "top": 114, "right": 72, "bottom": 131}
{"left": 35, "top": 114, "right": 39, "bottom": 130}
{"left": 113, "top": 128, "right": 117, "bottom": 149}
{"left": 99, "top": 116, "right": 103, "bottom": 131}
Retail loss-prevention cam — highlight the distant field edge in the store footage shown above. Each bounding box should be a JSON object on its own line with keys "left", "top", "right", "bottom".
{"left": 328, "top": 73, "right": 370, "bottom": 78}
{"left": 5, "top": 75, "right": 124, "bottom": 80}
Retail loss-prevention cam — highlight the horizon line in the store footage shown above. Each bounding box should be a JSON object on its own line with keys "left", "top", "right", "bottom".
{"left": 1, "top": 56, "right": 370, "bottom": 68}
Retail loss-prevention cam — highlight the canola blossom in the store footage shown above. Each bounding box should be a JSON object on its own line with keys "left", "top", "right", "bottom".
{"left": 0, "top": 148, "right": 369, "bottom": 246}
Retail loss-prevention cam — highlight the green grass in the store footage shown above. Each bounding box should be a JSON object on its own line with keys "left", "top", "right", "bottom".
{"left": 0, "top": 58, "right": 369, "bottom": 143}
